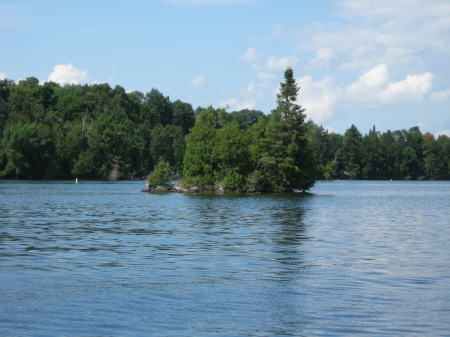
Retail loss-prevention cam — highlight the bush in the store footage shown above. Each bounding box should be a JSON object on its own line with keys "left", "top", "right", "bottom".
{"left": 147, "top": 160, "right": 171, "bottom": 188}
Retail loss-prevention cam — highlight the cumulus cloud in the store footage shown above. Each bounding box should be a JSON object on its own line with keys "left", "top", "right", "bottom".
{"left": 379, "top": 72, "right": 433, "bottom": 103}
{"left": 234, "top": 100, "right": 255, "bottom": 110}
{"left": 234, "top": 0, "right": 448, "bottom": 132}
{"left": 255, "top": 69, "right": 276, "bottom": 82}
{"left": 274, "top": 63, "right": 436, "bottom": 125}
{"left": 296, "top": 75, "right": 341, "bottom": 123}
{"left": 190, "top": 74, "right": 206, "bottom": 87}
{"left": 295, "top": 0, "right": 450, "bottom": 76}
{"left": 218, "top": 97, "right": 255, "bottom": 111}
{"left": 265, "top": 55, "right": 299, "bottom": 72}
{"left": 48, "top": 63, "right": 88, "bottom": 85}
{"left": 239, "top": 47, "right": 261, "bottom": 64}
{"left": 429, "top": 88, "right": 450, "bottom": 102}
{"left": 345, "top": 64, "right": 389, "bottom": 100}
{"left": 0, "top": 72, "right": 6, "bottom": 80}
{"left": 239, "top": 47, "right": 298, "bottom": 81}
{"left": 345, "top": 64, "right": 433, "bottom": 103}
{"left": 310, "top": 48, "right": 337, "bottom": 68}
{"left": 436, "top": 129, "right": 450, "bottom": 137}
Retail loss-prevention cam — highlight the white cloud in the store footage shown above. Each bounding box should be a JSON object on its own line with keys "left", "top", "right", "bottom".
{"left": 239, "top": 47, "right": 260, "bottom": 64}
{"left": 273, "top": 63, "right": 436, "bottom": 126}
{"left": 218, "top": 97, "right": 255, "bottom": 111}
{"left": 0, "top": 72, "right": 6, "bottom": 80}
{"left": 310, "top": 48, "right": 337, "bottom": 68}
{"left": 234, "top": 0, "right": 449, "bottom": 133}
{"left": 92, "top": 76, "right": 115, "bottom": 85}
{"left": 240, "top": 47, "right": 300, "bottom": 93}
{"left": 296, "top": 75, "right": 341, "bottom": 123}
{"left": 268, "top": 24, "right": 284, "bottom": 39}
{"left": 265, "top": 55, "right": 299, "bottom": 72}
{"left": 234, "top": 100, "right": 255, "bottom": 111}
{"left": 436, "top": 129, "right": 450, "bottom": 137}
{"left": 254, "top": 68, "right": 276, "bottom": 82}
{"left": 295, "top": 0, "right": 450, "bottom": 76}
{"left": 190, "top": 74, "right": 206, "bottom": 87}
{"left": 430, "top": 88, "right": 450, "bottom": 102}
{"left": 344, "top": 64, "right": 433, "bottom": 103}
{"left": 48, "top": 63, "right": 88, "bottom": 85}
{"left": 219, "top": 97, "right": 237, "bottom": 108}
{"left": 379, "top": 72, "right": 433, "bottom": 103}
{"left": 345, "top": 64, "right": 389, "bottom": 100}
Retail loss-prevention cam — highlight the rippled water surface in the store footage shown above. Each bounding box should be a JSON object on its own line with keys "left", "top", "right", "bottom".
{"left": 1, "top": 180, "right": 449, "bottom": 336}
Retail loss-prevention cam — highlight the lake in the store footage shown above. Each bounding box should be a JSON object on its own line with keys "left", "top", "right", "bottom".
{"left": 1, "top": 180, "right": 449, "bottom": 336}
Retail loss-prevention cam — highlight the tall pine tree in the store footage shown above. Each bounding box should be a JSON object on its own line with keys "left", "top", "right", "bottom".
{"left": 258, "top": 67, "right": 317, "bottom": 192}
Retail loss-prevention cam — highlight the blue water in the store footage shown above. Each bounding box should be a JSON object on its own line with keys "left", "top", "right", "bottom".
{"left": 1, "top": 180, "right": 449, "bottom": 336}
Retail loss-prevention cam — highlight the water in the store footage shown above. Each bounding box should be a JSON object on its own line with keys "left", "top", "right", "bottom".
{"left": 1, "top": 180, "right": 449, "bottom": 336}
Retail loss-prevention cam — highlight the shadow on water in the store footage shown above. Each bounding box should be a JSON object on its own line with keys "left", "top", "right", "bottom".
{"left": 166, "top": 193, "right": 314, "bottom": 335}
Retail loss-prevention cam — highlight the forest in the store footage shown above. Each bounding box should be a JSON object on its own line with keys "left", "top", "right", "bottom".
{"left": 0, "top": 73, "right": 449, "bottom": 186}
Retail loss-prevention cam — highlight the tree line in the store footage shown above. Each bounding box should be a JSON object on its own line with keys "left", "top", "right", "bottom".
{"left": 0, "top": 73, "right": 449, "bottom": 184}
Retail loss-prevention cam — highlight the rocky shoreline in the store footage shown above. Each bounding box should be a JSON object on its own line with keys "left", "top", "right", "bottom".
{"left": 141, "top": 182, "right": 203, "bottom": 193}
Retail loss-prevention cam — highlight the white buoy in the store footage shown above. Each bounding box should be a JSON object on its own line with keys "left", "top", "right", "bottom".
{"left": 76, "top": 178, "right": 78, "bottom": 184}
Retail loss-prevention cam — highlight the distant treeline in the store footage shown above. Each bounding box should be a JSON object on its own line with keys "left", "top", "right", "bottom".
{"left": 0, "top": 77, "right": 449, "bottom": 181}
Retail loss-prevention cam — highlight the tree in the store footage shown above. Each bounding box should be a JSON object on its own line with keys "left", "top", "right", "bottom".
{"left": 257, "top": 67, "right": 317, "bottom": 192}
{"left": 143, "top": 88, "right": 174, "bottom": 126}
{"left": 1, "top": 122, "right": 54, "bottom": 178}
{"left": 173, "top": 100, "right": 195, "bottom": 135}
{"left": 150, "top": 124, "right": 185, "bottom": 172}
{"left": 378, "top": 130, "right": 400, "bottom": 179}
{"left": 400, "top": 146, "right": 421, "bottom": 180}
{"left": 146, "top": 159, "right": 171, "bottom": 189}
{"left": 361, "top": 126, "right": 382, "bottom": 179}
{"left": 229, "top": 109, "right": 266, "bottom": 130}
{"left": 341, "top": 124, "right": 362, "bottom": 178}
{"left": 424, "top": 134, "right": 450, "bottom": 179}
{"left": 182, "top": 107, "right": 221, "bottom": 179}
{"left": 212, "top": 121, "right": 250, "bottom": 190}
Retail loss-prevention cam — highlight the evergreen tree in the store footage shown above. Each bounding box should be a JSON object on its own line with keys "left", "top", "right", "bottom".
{"left": 341, "top": 124, "right": 362, "bottom": 178}
{"left": 258, "top": 67, "right": 317, "bottom": 192}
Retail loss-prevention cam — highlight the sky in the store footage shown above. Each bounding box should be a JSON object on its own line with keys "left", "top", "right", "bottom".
{"left": 1, "top": 0, "right": 449, "bottom": 136}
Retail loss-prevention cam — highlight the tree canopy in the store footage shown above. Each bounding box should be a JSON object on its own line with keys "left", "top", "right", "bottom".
{"left": 0, "top": 73, "right": 448, "bottom": 184}
{"left": 182, "top": 68, "right": 318, "bottom": 192}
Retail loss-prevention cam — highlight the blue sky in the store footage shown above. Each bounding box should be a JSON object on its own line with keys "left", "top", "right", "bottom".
{"left": 1, "top": 0, "right": 449, "bottom": 136}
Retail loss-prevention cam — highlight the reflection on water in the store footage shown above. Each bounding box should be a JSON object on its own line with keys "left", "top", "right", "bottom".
{"left": 1, "top": 180, "right": 449, "bottom": 336}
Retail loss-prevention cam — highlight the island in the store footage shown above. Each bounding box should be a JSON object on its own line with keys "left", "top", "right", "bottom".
{"left": 143, "top": 68, "right": 326, "bottom": 194}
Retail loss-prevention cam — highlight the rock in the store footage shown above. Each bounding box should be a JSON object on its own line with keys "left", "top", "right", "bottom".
{"left": 189, "top": 186, "right": 201, "bottom": 193}
{"left": 214, "top": 183, "right": 225, "bottom": 193}
{"left": 142, "top": 182, "right": 204, "bottom": 194}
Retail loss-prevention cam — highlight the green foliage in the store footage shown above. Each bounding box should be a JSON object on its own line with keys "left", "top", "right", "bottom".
{"left": 0, "top": 75, "right": 448, "bottom": 184}
{"left": 146, "top": 159, "right": 171, "bottom": 188}
{"left": 182, "top": 107, "right": 220, "bottom": 178}
{"left": 150, "top": 124, "right": 185, "bottom": 172}
{"left": 257, "top": 67, "right": 317, "bottom": 192}
{"left": 173, "top": 100, "right": 195, "bottom": 134}
{"left": 341, "top": 124, "right": 362, "bottom": 178}
{"left": 229, "top": 109, "right": 267, "bottom": 130}
{"left": 182, "top": 68, "right": 317, "bottom": 192}
{"left": 1, "top": 122, "right": 54, "bottom": 178}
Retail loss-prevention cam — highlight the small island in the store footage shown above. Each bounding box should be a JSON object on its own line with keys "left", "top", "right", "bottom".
{"left": 143, "top": 68, "right": 328, "bottom": 194}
